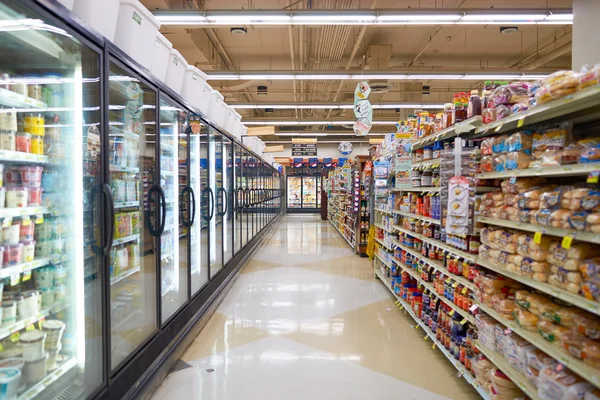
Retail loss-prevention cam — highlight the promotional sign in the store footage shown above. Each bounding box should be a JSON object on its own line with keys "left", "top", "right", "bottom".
{"left": 308, "top": 157, "right": 318, "bottom": 168}
{"left": 323, "top": 157, "right": 333, "bottom": 168}
{"left": 338, "top": 141, "right": 353, "bottom": 155}
{"left": 293, "top": 158, "right": 304, "bottom": 168}
{"left": 353, "top": 81, "right": 372, "bottom": 136}
{"left": 394, "top": 131, "right": 413, "bottom": 190}
{"left": 338, "top": 158, "right": 348, "bottom": 167}
{"left": 292, "top": 143, "right": 317, "bottom": 157}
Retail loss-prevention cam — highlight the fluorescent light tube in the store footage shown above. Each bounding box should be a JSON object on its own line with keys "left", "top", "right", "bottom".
{"left": 232, "top": 103, "right": 444, "bottom": 110}
{"left": 377, "top": 14, "right": 461, "bottom": 21}
{"left": 277, "top": 133, "right": 328, "bottom": 136}
{"left": 460, "top": 14, "right": 548, "bottom": 21}
{"left": 206, "top": 73, "right": 548, "bottom": 81}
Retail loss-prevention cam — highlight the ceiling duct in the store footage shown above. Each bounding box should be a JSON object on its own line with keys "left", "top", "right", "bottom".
{"left": 365, "top": 44, "right": 393, "bottom": 94}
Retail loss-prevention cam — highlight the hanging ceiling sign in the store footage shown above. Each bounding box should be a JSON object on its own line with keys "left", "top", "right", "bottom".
{"left": 292, "top": 143, "right": 317, "bottom": 157}
{"left": 354, "top": 81, "right": 372, "bottom": 136}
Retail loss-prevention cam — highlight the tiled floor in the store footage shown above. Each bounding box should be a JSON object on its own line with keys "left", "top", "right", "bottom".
{"left": 150, "top": 215, "right": 480, "bottom": 400}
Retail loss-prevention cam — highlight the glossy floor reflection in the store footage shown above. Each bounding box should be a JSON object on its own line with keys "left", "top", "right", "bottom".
{"left": 151, "top": 215, "right": 480, "bottom": 400}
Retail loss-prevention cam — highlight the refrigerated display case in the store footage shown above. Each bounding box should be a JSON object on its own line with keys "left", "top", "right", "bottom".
{"left": 286, "top": 175, "right": 322, "bottom": 212}
{"left": 0, "top": 0, "right": 104, "bottom": 398}
{"left": 0, "top": 1, "right": 284, "bottom": 399}
{"left": 287, "top": 176, "right": 302, "bottom": 209}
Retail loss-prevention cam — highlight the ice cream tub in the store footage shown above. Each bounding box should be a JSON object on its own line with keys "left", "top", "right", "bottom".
{"left": 23, "top": 353, "right": 47, "bottom": 383}
{"left": 42, "top": 320, "right": 65, "bottom": 349}
{"left": 0, "top": 368, "right": 21, "bottom": 398}
{"left": 3, "top": 244, "right": 22, "bottom": 265}
{"left": 19, "top": 166, "right": 42, "bottom": 188}
{"left": 5, "top": 187, "right": 27, "bottom": 208}
{"left": 46, "top": 345, "right": 61, "bottom": 371}
{"left": 22, "top": 240, "right": 35, "bottom": 262}
{"left": 20, "top": 222, "right": 34, "bottom": 241}
{"left": 19, "top": 330, "right": 45, "bottom": 362}
{"left": 27, "top": 187, "right": 42, "bottom": 206}
{"left": 0, "top": 357, "right": 24, "bottom": 371}
{"left": 2, "top": 224, "right": 19, "bottom": 245}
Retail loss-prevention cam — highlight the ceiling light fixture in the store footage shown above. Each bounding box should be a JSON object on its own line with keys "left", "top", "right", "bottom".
{"left": 232, "top": 103, "right": 445, "bottom": 110}
{"left": 153, "top": 10, "right": 573, "bottom": 26}
{"left": 206, "top": 72, "right": 548, "bottom": 81}
{"left": 244, "top": 120, "right": 397, "bottom": 126}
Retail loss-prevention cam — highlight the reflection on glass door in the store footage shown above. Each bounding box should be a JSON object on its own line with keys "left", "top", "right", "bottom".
{"left": 159, "top": 97, "right": 187, "bottom": 323}
{"left": 287, "top": 176, "right": 301, "bottom": 208}
{"left": 223, "top": 136, "right": 234, "bottom": 265}
{"left": 241, "top": 150, "right": 249, "bottom": 248}
{"left": 108, "top": 63, "right": 157, "bottom": 370}
{"left": 302, "top": 176, "right": 317, "bottom": 208}
{"left": 191, "top": 120, "right": 208, "bottom": 294}
{"left": 209, "top": 128, "right": 222, "bottom": 277}
{"left": 317, "top": 176, "right": 322, "bottom": 208}
{"left": 0, "top": 2, "right": 105, "bottom": 396}
{"left": 234, "top": 144, "right": 242, "bottom": 254}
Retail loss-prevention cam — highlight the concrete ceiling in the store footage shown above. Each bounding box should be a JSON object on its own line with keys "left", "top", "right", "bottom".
{"left": 142, "top": 0, "right": 573, "bottom": 142}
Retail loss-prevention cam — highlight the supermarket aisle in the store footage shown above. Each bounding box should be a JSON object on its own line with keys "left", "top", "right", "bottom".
{"left": 151, "top": 215, "right": 479, "bottom": 400}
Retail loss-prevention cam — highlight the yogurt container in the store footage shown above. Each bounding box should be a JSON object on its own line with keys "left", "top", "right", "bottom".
{"left": 46, "top": 345, "right": 61, "bottom": 371}
{"left": 22, "top": 240, "right": 35, "bottom": 262}
{"left": 0, "top": 357, "right": 24, "bottom": 371}
{"left": 20, "top": 222, "right": 34, "bottom": 241}
{"left": 53, "top": 285, "right": 66, "bottom": 304}
{"left": 19, "top": 330, "right": 46, "bottom": 362}
{"left": 3, "top": 244, "right": 23, "bottom": 266}
{"left": 15, "top": 132, "right": 31, "bottom": 153}
{"left": 34, "top": 267, "right": 54, "bottom": 289}
{"left": 42, "top": 320, "right": 65, "bottom": 349}
{"left": 1, "top": 300, "right": 16, "bottom": 326}
{"left": 27, "top": 187, "right": 42, "bottom": 206}
{"left": 18, "top": 291, "right": 40, "bottom": 319}
{"left": 34, "top": 240, "right": 51, "bottom": 257}
{"left": 0, "top": 368, "right": 21, "bottom": 398}
{"left": 51, "top": 237, "right": 64, "bottom": 254}
{"left": 40, "top": 287, "right": 54, "bottom": 307}
{"left": 23, "top": 353, "right": 47, "bottom": 383}
{"left": 0, "top": 187, "right": 5, "bottom": 208}
{"left": 5, "top": 187, "right": 27, "bottom": 208}
{"left": 53, "top": 266, "right": 66, "bottom": 286}
{"left": 0, "top": 131, "right": 15, "bottom": 151}
{"left": 2, "top": 224, "right": 19, "bottom": 245}
{"left": 19, "top": 166, "right": 42, "bottom": 188}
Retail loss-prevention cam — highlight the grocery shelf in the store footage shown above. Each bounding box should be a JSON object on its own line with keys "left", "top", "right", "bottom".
{"left": 112, "top": 233, "right": 141, "bottom": 246}
{"left": 110, "top": 266, "right": 140, "bottom": 285}
{"left": 374, "top": 267, "right": 490, "bottom": 400}
{"left": 0, "top": 206, "right": 50, "bottom": 219}
{"left": 479, "top": 303, "right": 600, "bottom": 389}
{"left": 477, "top": 163, "right": 600, "bottom": 180}
{"left": 477, "top": 216, "right": 600, "bottom": 245}
{"left": 374, "top": 223, "right": 394, "bottom": 234}
{"left": 391, "top": 187, "right": 441, "bottom": 193}
{"left": 0, "top": 304, "right": 67, "bottom": 341}
{"left": 412, "top": 116, "right": 483, "bottom": 150}
{"left": 374, "top": 207, "right": 393, "bottom": 215}
{"left": 19, "top": 357, "right": 77, "bottom": 400}
{"left": 374, "top": 253, "right": 393, "bottom": 269}
{"left": 391, "top": 233, "right": 476, "bottom": 291}
{"left": 472, "top": 85, "right": 600, "bottom": 137}
{"left": 412, "top": 158, "right": 441, "bottom": 170}
{"left": 393, "top": 209, "right": 441, "bottom": 225}
{"left": 477, "top": 257, "right": 600, "bottom": 317}
{"left": 0, "top": 86, "right": 46, "bottom": 109}
{"left": 475, "top": 341, "right": 540, "bottom": 400}
{"left": 375, "top": 237, "right": 394, "bottom": 252}
{"left": 373, "top": 150, "right": 394, "bottom": 161}
{"left": 109, "top": 165, "right": 140, "bottom": 174}
{"left": 0, "top": 255, "right": 69, "bottom": 280}
{"left": 0, "top": 150, "right": 53, "bottom": 165}
{"left": 114, "top": 201, "right": 139, "bottom": 209}
{"left": 393, "top": 225, "right": 479, "bottom": 264}
{"left": 330, "top": 220, "right": 355, "bottom": 249}
{"left": 391, "top": 241, "right": 475, "bottom": 324}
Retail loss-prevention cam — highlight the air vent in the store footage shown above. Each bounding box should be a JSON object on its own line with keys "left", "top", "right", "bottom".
{"left": 368, "top": 81, "right": 393, "bottom": 93}
{"left": 230, "top": 27, "right": 248, "bottom": 35}
{"left": 257, "top": 85, "right": 267, "bottom": 96}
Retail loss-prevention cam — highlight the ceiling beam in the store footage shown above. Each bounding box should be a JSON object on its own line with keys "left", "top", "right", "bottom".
{"left": 152, "top": 8, "right": 573, "bottom": 27}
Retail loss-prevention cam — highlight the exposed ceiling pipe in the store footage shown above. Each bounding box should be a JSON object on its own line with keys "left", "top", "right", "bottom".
{"left": 288, "top": 24, "right": 299, "bottom": 118}
{"left": 324, "top": 0, "right": 378, "bottom": 121}
{"left": 408, "top": 26, "right": 442, "bottom": 67}
{"left": 215, "top": 80, "right": 267, "bottom": 92}
{"left": 508, "top": 31, "right": 572, "bottom": 68}
{"left": 520, "top": 42, "right": 573, "bottom": 70}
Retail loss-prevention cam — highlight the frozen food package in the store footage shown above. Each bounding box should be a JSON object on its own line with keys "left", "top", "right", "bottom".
{"left": 507, "top": 131, "right": 534, "bottom": 152}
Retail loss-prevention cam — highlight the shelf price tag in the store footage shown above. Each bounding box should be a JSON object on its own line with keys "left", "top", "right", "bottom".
{"left": 562, "top": 235, "right": 574, "bottom": 249}
{"left": 460, "top": 318, "right": 468, "bottom": 325}
{"left": 25, "top": 324, "right": 34, "bottom": 331}
{"left": 432, "top": 343, "right": 436, "bottom": 350}
{"left": 34, "top": 214, "right": 44, "bottom": 224}
{"left": 21, "top": 217, "right": 30, "bottom": 226}
{"left": 9, "top": 273, "right": 19, "bottom": 286}
{"left": 452, "top": 282, "right": 459, "bottom": 288}
{"left": 587, "top": 171, "right": 599, "bottom": 184}
{"left": 469, "top": 304, "right": 479, "bottom": 312}
{"left": 534, "top": 231, "right": 543, "bottom": 244}
{"left": 445, "top": 278, "right": 452, "bottom": 284}
{"left": 449, "top": 310, "right": 455, "bottom": 316}
{"left": 423, "top": 335, "right": 428, "bottom": 341}
{"left": 462, "top": 287, "right": 468, "bottom": 294}
{"left": 22, "top": 270, "right": 31, "bottom": 282}
{"left": 517, "top": 116, "right": 526, "bottom": 128}
{"left": 38, "top": 318, "right": 46, "bottom": 329}
{"left": 1, "top": 217, "right": 12, "bottom": 228}
{"left": 415, "top": 325, "right": 420, "bottom": 330}
{"left": 494, "top": 124, "right": 503, "bottom": 132}
{"left": 10, "top": 331, "right": 19, "bottom": 342}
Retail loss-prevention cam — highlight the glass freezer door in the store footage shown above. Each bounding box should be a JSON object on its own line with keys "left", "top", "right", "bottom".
{"left": 0, "top": 1, "right": 106, "bottom": 397}
{"left": 208, "top": 128, "right": 222, "bottom": 278}
{"left": 241, "top": 150, "right": 249, "bottom": 248}
{"left": 302, "top": 176, "right": 317, "bottom": 208}
{"left": 287, "top": 176, "right": 302, "bottom": 208}
{"left": 191, "top": 121, "right": 209, "bottom": 295}
{"left": 233, "top": 144, "right": 242, "bottom": 255}
{"left": 158, "top": 97, "right": 187, "bottom": 323}
{"left": 222, "top": 136, "right": 234, "bottom": 265}
{"left": 108, "top": 63, "right": 157, "bottom": 371}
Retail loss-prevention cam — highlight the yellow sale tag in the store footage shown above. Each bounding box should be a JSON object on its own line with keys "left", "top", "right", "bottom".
{"left": 0, "top": 343, "right": 3, "bottom": 352}
{"left": 395, "top": 300, "right": 399, "bottom": 306}
{"left": 423, "top": 335, "right": 428, "bottom": 341}
{"left": 34, "top": 214, "right": 44, "bottom": 224}
{"left": 38, "top": 318, "right": 46, "bottom": 329}
{"left": 460, "top": 318, "right": 468, "bottom": 325}
{"left": 534, "top": 231, "right": 543, "bottom": 244}
{"left": 1, "top": 217, "right": 12, "bottom": 228}
{"left": 449, "top": 310, "right": 455, "bottom": 316}
{"left": 562, "top": 235, "right": 574, "bottom": 249}
{"left": 462, "top": 287, "right": 468, "bottom": 294}
{"left": 415, "top": 325, "right": 420, "bottom": 330}
{"left": 494, "top": 124, "right": 503, "bottom": 132}
{"left": 399, "top": 306, "right": 404, "bottom": 311}
{"left": 25, "top": 324, "right": 34, "bottom": 331}
{"left": 587, "top": 171, "right": 599, "bottom": 184}
{"left": 22, "top": 271, "right": 31, "bottom": 282}
{"left": 517, "top": 117, "right": 525, "bottom": 128}
{"left": 21, "top": 217, "right": 30, "bottom": 226}
{"left": 432, "top": 343, "right": 436, "bottom": 350}
{"left": 445, "top": 278, "right": 452, "bottom": 284}
{"left": 10, "top": 332, "right": 19, "bottom": 342}
{"left": 452, "top": 282, "right": 459, "bottom": 288}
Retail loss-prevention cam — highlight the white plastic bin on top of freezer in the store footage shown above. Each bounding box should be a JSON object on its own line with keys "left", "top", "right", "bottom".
{"left": 232, "top": 110, "right": 243, "bottom": 138}
{"left": 181, "top": 66, "right": 212, "bottom": 115}
{"left": 164, "top": 49, "right": 187, "bottom": 95}
{"left": 56, "top": 0, "right": 75, "bottom": 10}
{"left": 208, "top": 90, "right": 227, "bottom": 129}
{"left": 72, "top": 0, "right": 120, "bottom": 41}
{"left": 114, "top": 0, "right": 161, "bottom": 71}
{"left": 151, "top": 32, "right": 173, "bottom": 82}
{"left": 223, "top": 106, "right": 236, "bottom": 134}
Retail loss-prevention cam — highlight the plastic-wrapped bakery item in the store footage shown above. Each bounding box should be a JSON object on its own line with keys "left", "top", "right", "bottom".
{"left": 585, "top": 389, "right": 600, "bottom": 400}
{"left": 537, "top": 320, "right": 570, "bottom": 343}
{"left": 579, "top": 64, "right": 600, "bottom": 90}
{"left": 582, "top": 280, "right": 600, "bottom": 301}
{"left": 494, "top": 104, "right": 512, "bottom": 120}
{"left": 503, "top": 193, "right": 518, "bottom": 207}
{"left": 548, "top": 242, "right": 600, "bottom": 269}
{"left": 490, "top": 85, "right": 514, "bottom": 105}
{"left": 481, "top": 137, "right": 494, "bottom": 156}
{"left": 581, "top": 191, "right": 600, "bottom": 213}
{"left": 501, "top": 177, "right": 547, "bottom": 194}
{"left": 490, "top": 82, "right": 531, "bottom": 105}
{"left": 566, "top": 212, "right": 589, "bottom": 231}
{"left": 495, "top": 324, "right": 512, "bottom": 358}
{"left": 473, "top": 355, "right": 494, "bottom": 388}
{"left": 561, "top": 331, "right": 590, "bottom": 360}
{"left": 578, "top": 138, "right": 600, "bottom": 164}
{"left": 530, "top": 145, "right": 582, "bottom": 168}
{"left": 495, "top": 229, "right": 524, "bottom": 253}
{"left": 482, "top": 190, "right": 505, "bottom": 208}
{"left": 586, "top": 213, "right": 600, "bottom": 233}
{"left": 582, "top": 340, "right": 600, "bottom": 368}
{"left": 476, "top": 313, "right": 499, "bottom": 351}
{"left": 493, "top": 153, "right": 507, "bottom": 172}
{"left": 548, "top": 272, "right": 581, "bottom": 294}
{"left": 521, "top": 258, "right": 550, "bottom": 280}
{"left": 492, "top": 293, "right": 517, "bottom": 319}
{"left": 507, "top": 131, "right": 534, "bottom": 153}
{"left": 535, "top": 70, "right": 580, "bottom": 104}
{"left": 538, "top": 366, "right": 595, "bottom": 400}
{"left": 505, "top": 151, "right": 533, "bottom": 170}
{"left": 505, "top": 335, "right": 536, "bottom": 374}
{"left": 561, "top": 187, "right": 593, "bottom": 210}
{"left": 572, "top": 311, "right": 600, "bottom": 340}
{"left": 514, "top": 307, "right": 539, "bottom": 332}
{"left": 480, "top": 155, "right": 494, "bottom": 172}
{"left": 490, "top": 369, "right": 526, "bottom": 400}
{"left": 540, "top": 186, "right": 570, "bottom": 209}
{"left": 511, "top": 102, "right": 529, "bottom": 116}
{"left": 553, "top": 306, "right": 591, "bottom": 329}
{"left": 516, "top": 235, "right": 552, "bottom": 261}
{"left": 579, "top": 258, "right": 600, "bottom": 284}
{"left": 526, "top": 348, "right": 556, "bottom": 372}
{"left": 537, "top": 301, "right": 563, "bottom": 322}
{"left": 525, "top": 365, "right": 541, "bottom": 387}
{"left": 518, "top": 185, "right": 557, "bottom": 210}
{"left": 492, "top": 135, "right": 509, "bottom": 154}
{"left": 549, "top": 209, "right": 576, "bottom": 228}
{"left": 532, "top": 122, "right": 572, "bottom": 153}
{"left": 518, "top": 209, "right": 531, "bottom": 223}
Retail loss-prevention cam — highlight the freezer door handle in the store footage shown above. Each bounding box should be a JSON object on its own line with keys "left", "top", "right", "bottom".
{"left": 157, "top": 185, "right": 167, "bottom": 236}
{"left": 181, "top": 186, "right": 195, "bottom": 228}
{"left": 235, "top": 187, "right": 243, "bottom": 211}
{"left": 243, "top": 188, "right": 250, "bottom": 208}
{"left": 217, "top": 187, "right": 228, "bottom": 217}
{"left": 102, "top": 183, "right": 115, "bottom": 256}
{"left": 147, "top": 184, "right": 160, "bottom": 237}
{"left": 208, "top": 187, "right": 215, "bottom": 221}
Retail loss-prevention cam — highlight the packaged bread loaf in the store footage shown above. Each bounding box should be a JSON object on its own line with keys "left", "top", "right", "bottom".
{"left": 538, "top": 320, "right": 570, "bottom": 343}
{"left": 562, "top": 187, "right": 593, "bottom": 210}
{"left": 535, "top": 71, "right": 580, "bottom": 104}
{"left": 493, "top": 154, "right": 507, "bottom": 172}
{"left": 548, "top": 273, "right": 581, "bottom": 294}
{"left": 506, "top": 151, "right": 532, "bottom": 170}
{"left": 538, "top": 365, "right": 595, "bottom": 400}
{"left": 579, "top": 258, "right": 600, "bottom": 284}
{"left": 582, "top": 340, "right": 600, "bottom": 368}
{"left": 549, "top": 242, "right": 600, "bottom": 269}
{"left": 492, "top": 135, "right": 508, "bottom": 154}
{"left": 481, "top": 137, "right": 494, "bottom": 156}
{"left": 505, "top": 335, "right": 536, "bottom": 373}
{"left": 562, "top": 333, "right": 600, "bottom": 369}
{"left": 501, "top": 177, "right": 546, "bottom": 194}
{"left": 507, "top": 131, "right": 534, "bottom": 152}
{"left": 515, "top": 308, "right": 539, "bottom": 332}
{"left": 586, "top": 213, "right": 600, "bottom": 233}
{"left": 525, "top": 348, "right": 556, "bottom": 371}
{"left": 491, "top": 369, "right": 525, "bottom": 400}
{"left": 517, "top": 235, "right": 551, "bottom": 261}
{"left": 581, "top": 191, "right": 600, "bottom": 213}
{"left": 582, "top": 280, "right": 600, "bottom": 302}
{"left": 540, "top": 186, "right": 569, "bottom": 209}
{"left": 579, "top": 64, "right": 600, "bottom": 90}
{"left": 518, "top": 185, "right": 557, "bottom": 210}
{"left": 566, "top": 212, "right": 589, "bottom": 231}
{"left": 579, "top": 138, "right": 600, "bottom": 164}
{"left": 572, "top": 311, "right": 600, "bottom": 340}
{"left": 537, "top": 301, "right": 563, "bottom": 323}
{"left": 480, "top": 155, "right": 494, "bottom": 172}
